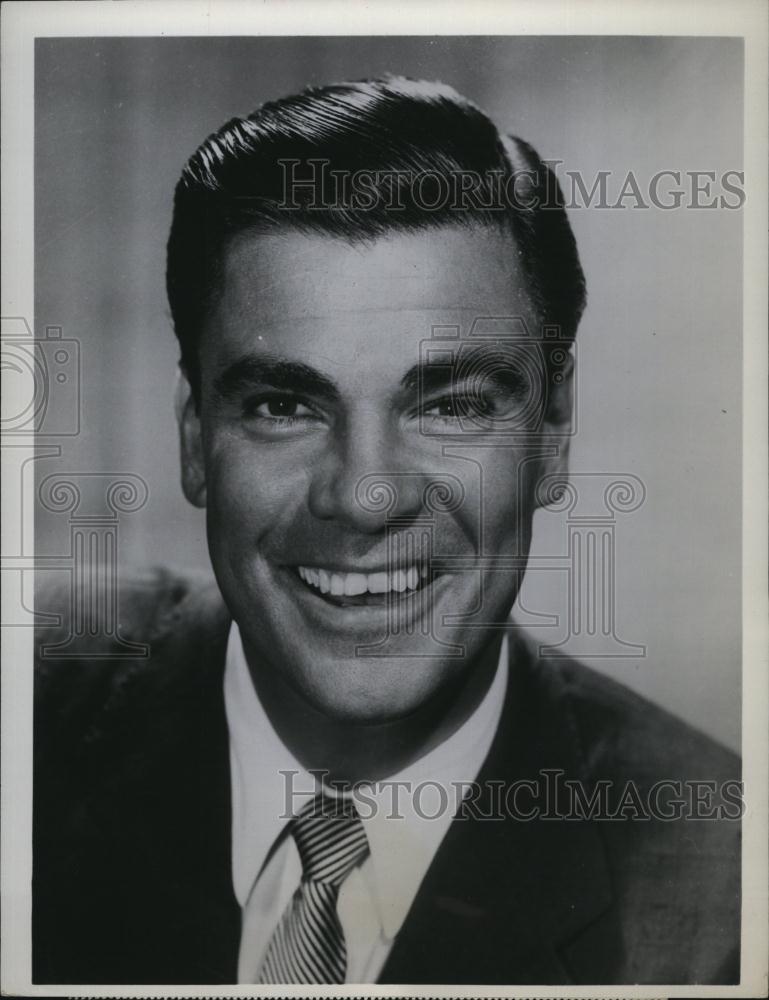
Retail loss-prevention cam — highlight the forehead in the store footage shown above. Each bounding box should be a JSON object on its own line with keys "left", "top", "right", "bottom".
{"left": 201, "top": 226, "right": 537, "bottom": 379}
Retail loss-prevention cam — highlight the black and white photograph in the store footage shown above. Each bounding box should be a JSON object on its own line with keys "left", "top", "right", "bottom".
{"left": 1, "top": 1, "right": 767, "bottom": 996}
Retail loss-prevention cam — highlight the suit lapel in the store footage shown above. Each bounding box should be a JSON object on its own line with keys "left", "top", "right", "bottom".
{"left": 55, "top": 589, "right": 610, "bottom": 985}
{"left": 76, "top": 596, "right": 242, "bottom": 983}
{"left": 166, "top": 625, "right": 242, "bottom": 983}
{"left": 379, "top": 634, "right": 614, "bottom": 984}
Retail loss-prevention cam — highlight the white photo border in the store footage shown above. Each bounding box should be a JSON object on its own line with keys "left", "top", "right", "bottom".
{"left": 2, "top": 1, "right": 767, "bottom": 997}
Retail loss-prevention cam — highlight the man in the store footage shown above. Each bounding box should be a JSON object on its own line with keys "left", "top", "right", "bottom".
{"left": 33, "top": 77, "right": 741, "bottom": 985}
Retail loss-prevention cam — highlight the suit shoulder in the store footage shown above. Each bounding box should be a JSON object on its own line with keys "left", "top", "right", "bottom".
{"left": 35, "top": 565, "right": 222, "bottom": 649}
{"left": 34, "top": 566, "right": 228, "bottom": 748}
{"left": 547, "top": 656, "right": 741, "bottom": 983}
{"left": 529, "top": 646, "right": 740, "bottom": 784}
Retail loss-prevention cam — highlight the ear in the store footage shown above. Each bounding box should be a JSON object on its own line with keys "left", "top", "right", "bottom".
{"left": 535, "top": 350, "right": 574, "bottom": 504}
{"left": 175, "top": 371, "right": 207, "bottom": 508}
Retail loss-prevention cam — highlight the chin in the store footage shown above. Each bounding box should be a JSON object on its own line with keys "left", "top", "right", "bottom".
{"left": 286, "top": 649, "right": 459, "bottom": 725}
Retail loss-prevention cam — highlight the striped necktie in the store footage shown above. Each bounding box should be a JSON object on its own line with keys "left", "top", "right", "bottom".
{"left": 257, "top": 792, "right": 370, "bottom": 984}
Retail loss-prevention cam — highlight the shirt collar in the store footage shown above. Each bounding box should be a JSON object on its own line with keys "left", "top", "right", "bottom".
{"left": 224, "top": 624, "right": 508, "bottom": 937}
{"left": 359, "top": 645, "right": 508, "bottom": 938}
{"left": 224, "top": 624, "right": 311, "bottom": 906}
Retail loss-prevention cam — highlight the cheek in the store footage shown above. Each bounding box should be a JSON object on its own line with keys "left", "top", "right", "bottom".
{"left": 203, "top": 438, "right": 310, "bottom": 544}
{"left": 457, "top": 447, "right": 538, "bottom": 554}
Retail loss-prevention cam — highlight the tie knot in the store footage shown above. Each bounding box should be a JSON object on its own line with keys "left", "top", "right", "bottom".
{"left": 291, "top": 792, "right": 369, "bottom": 886}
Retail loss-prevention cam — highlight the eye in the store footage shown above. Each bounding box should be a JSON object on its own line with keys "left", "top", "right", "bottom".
{"left": 423, "top": 394, "right": 494, "bottom": 421}
{"left": 260, "top": 398, "right": 302, "bottom": 418}
{"left": 425, "top": 397, "right": 462, "bottom": 419}
{"left": 243, "top": 394, "right": 317, "bottom": 424}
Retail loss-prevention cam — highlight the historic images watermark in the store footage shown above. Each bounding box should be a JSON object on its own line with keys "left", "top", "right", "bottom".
{"left": 277, "top": 159, "right": 746, "bottom": 213}
{"left": 280, "top": 769, "right": 745, "bottom": 822}
{"left": 1, "top": 316, "right": 150, "bottom": 655}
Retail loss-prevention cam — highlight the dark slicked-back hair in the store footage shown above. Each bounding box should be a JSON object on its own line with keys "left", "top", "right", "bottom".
{"left": 167, "top": 76, "right": 586, "bottom": 397}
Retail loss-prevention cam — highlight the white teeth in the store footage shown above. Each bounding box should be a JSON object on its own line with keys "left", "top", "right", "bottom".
{"left": 296, "top": 565, "right": 428, "bottom": 597}
{"left": 344, "top": 572, "right": 368, "bottom": 596}
{"left": 367, "top": 571, "right": 389, "bottom": 594}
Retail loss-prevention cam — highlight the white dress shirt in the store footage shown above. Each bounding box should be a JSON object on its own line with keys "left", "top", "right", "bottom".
{"left": 224, "top": 623, "right": 509, "bottom": 984}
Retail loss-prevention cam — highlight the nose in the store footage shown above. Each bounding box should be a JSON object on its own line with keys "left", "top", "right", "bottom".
{"left": 307, "top": 418, "right": 426, "bottom": 534}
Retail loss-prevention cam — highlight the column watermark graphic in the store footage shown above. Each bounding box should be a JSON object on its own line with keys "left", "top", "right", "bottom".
{"left": 37, "top": 473, "right": 149, "bottom": 658}
{"left": 533, "top": 472, "right": 646, "bottom": 658}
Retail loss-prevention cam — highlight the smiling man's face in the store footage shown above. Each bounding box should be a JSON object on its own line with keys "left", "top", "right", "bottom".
{"left": 179, "top": 225, "right": 570, "bottom": 723}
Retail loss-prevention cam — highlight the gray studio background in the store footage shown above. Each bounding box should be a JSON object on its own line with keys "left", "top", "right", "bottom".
{"left": 34, "top": 36, "right": 742, "bottom": 752}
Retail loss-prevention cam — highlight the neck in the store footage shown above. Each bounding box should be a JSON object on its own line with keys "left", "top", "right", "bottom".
{"left": 244, "top": 636, "right": 504, "bottom": 785}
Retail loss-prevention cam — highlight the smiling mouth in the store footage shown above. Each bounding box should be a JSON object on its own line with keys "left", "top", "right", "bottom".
{"left": 294, "top": 564, "right": 435, "bottom": 607}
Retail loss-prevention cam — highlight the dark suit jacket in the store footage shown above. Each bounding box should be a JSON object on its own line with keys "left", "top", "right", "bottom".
{"left": 33, "top": 568, "right": 741, "bottom": 985}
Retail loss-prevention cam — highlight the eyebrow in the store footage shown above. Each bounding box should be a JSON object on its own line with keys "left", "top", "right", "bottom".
{"left": 213, "top": 351, "right": 528, "bottom": 405}
{"left": 213, "top": 354, "right": 341, "bottom": 403}
{"left": 400, "top": 357, "right": 528, "bottom": 397}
